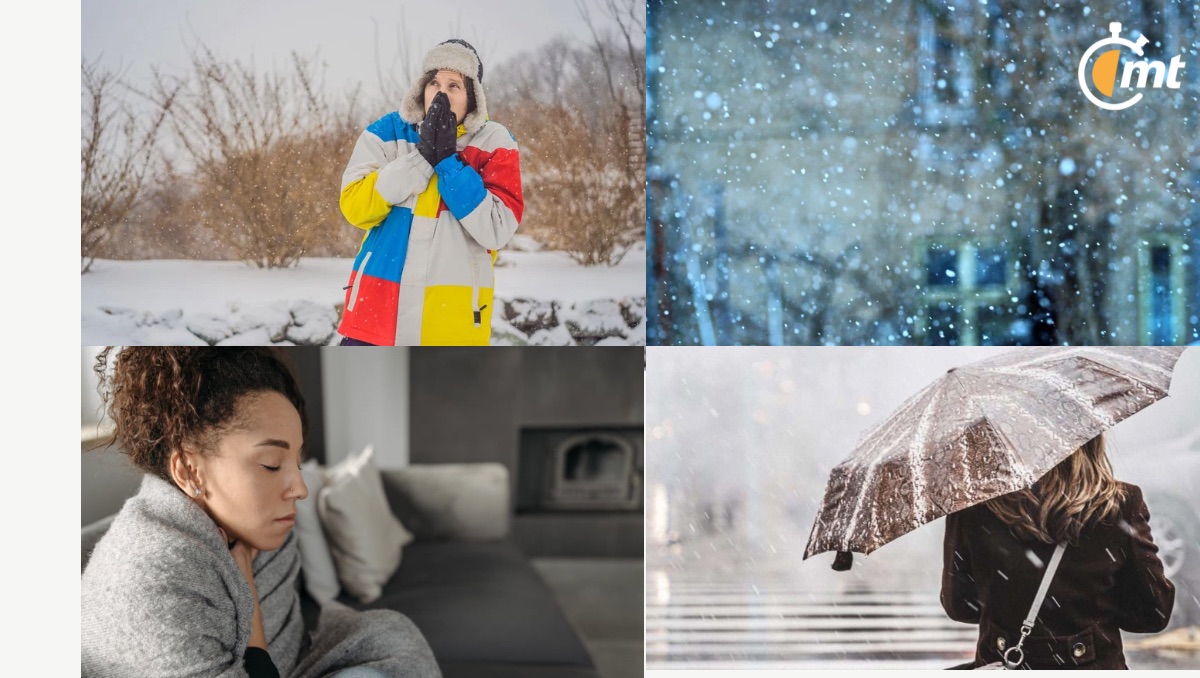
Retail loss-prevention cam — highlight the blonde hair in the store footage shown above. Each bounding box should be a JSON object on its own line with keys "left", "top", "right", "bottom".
{"left": 985, "top": 435, "right": 1125, "bottom": 545}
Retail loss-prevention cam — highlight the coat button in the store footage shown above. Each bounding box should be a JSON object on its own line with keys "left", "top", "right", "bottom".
{"left": 1072, "top": 642, "right": 1086, "bottom": 658}
{"left": 996, "top": 637, "right": 1006, "bottom": 651}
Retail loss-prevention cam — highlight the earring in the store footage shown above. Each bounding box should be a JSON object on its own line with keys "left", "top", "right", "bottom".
{"left": 194, "top": 486, "right": 203, "bottom": 497}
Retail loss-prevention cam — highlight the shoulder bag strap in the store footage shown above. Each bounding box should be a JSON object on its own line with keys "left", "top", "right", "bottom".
{"left": 1002, "top": 542, "right": 1067, "bottom": 669}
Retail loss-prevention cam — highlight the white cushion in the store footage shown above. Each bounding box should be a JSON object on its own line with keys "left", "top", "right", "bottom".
{"left": 317, "top": 446, "right": 414, "bottom": 603}
{"left": 294, "top": 459, "right": 340, "bottom": 604}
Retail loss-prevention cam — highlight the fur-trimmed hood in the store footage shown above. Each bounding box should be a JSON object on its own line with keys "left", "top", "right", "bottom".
{"left": 399, "top": 39, "right": 489, "bottom": 135}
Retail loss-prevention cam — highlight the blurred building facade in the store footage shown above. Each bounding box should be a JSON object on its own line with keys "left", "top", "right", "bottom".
{"left": 648, "top": 0, "right": 1200, "bottom": 346}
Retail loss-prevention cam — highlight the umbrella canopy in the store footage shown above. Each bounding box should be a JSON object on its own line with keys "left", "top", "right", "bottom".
{"left": 804, "top": 346, "right": 1187, "bottom": 567}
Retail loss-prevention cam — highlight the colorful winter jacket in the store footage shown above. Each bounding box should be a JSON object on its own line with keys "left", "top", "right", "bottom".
{"left": 337, "top": 112, "right": 523, "bottom": 345}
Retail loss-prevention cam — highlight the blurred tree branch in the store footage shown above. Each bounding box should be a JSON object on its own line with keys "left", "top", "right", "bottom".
{"left": 81, "top": 58, "right": 176, "bottom": 273}
{"left": 149, "top": 45, "right": 361, "bottom": 268}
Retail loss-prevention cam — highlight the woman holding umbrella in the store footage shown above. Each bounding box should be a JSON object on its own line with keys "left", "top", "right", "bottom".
{"left": 942, "top": 434, "right": 1175, "bottom": 669}
{"left": 804, "top": 347, "right": 1187, "bottom": 670}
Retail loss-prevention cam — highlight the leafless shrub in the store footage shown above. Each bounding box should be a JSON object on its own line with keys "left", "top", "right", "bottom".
{"left": 81, "top": 58, "right": 174, "bottom": 273}
{"left": 101, "top": 162, "right": 211, "bottom": 260}
{"left": 492, "top": 0, "right": 646, "bottom": 266}
{"left": 151, "top": 46, "right": 362, "bottom": 267}
{"left": 507, "top": 101, "right": 638, "bottom": 266}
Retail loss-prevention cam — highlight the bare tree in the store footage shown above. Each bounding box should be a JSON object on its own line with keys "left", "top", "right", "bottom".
{"left": 495, "top": 32, "right": 645, "bottom": 266}
{"left": 489, "top": 0, "right": 647, "bottom": 265}
{"left": 575, "top": 0, "right": 647, "bottom": 265}
{"left": 372, "top": 15, "right": 421, "bottom": 112}
{"left": 81, "top": 58, "right": 174, "bottom": 273}
{"left": 152, "top": 45, "right": 361, "bottom": 268}
{"left": 578, "top": 0, "right": 646, "bottom": 172}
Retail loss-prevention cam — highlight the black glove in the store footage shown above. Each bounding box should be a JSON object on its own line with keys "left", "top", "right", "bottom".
{"left": 417, "top": 92, "right": 459, "bottom": 168}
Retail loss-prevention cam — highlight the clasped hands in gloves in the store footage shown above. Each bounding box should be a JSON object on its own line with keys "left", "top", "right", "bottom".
{"left": 418, "top": 91, "right": 459, "bottom": 168}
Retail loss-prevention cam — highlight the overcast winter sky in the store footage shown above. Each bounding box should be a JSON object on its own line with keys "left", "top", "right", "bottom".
{"left": 82, "top": 0, "right": 629, "bottom": 99}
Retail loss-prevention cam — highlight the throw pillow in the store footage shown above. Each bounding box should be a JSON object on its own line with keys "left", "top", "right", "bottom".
{"left": 294, "top": 459, "right": 340, "bottom": 604}
{"left": 317, "top": 445, "right": 414, "bottom": 603}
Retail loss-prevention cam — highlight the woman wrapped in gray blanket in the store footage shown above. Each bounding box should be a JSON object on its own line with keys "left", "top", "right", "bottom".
{"left": 81, "top": 347, "right": 440, "bottom": 678}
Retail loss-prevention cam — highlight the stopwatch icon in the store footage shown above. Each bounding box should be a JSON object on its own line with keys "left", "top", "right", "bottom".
{"left": 1078, "top": 22, "right": 1149, "bottom": 111}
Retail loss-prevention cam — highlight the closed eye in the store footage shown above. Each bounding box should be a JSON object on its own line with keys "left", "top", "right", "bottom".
{"left": 262, "top": 465, "right": 281, "bottom": 472}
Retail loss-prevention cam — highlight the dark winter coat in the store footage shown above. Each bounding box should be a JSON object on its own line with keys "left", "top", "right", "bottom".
{"left": 941, "top": 482, "right": 1174, "bottom": 670}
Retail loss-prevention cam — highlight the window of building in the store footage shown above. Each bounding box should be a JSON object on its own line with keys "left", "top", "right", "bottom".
{"left": 921, "top": 241, "right": 1013, "bottom": 345}
{"left": 934, "top": 32, "right": 959, "bottom": 104}
{"left": 1135, "top": 0, "right": 1197, "bottom": 58}
{"left": 984, "top": 2, "right": 1011, "bottom": 100}
{"left": 1138, "top": 237, "right": 1186, "bottom": 345}
{"left": 1138, "top": 0, "right": 1171, "bottom": 58}
{"left": 916, "top": 2, "right": 973, "bottom": 124}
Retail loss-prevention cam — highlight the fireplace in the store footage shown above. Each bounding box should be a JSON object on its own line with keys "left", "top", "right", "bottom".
{"left": 517, "top": 426, "right": 643, "bottom": 512}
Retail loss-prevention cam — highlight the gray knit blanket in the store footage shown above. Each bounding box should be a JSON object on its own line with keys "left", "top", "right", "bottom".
{"left": 82, "top": 475, "right": 441, "bottom": 678}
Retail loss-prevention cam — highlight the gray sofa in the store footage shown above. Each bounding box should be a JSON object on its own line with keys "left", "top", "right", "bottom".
{"left": 82, "top": 463, "right": 599, "bottom": 678}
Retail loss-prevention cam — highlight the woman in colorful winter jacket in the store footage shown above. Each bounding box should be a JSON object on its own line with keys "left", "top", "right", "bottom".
{"left": 337, "top": 39, "right": 523, "bottom": 345}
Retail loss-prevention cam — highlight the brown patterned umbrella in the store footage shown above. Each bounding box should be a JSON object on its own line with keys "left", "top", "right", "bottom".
{"left": 804, "top": 346, "right": 1188, "bottom": 570}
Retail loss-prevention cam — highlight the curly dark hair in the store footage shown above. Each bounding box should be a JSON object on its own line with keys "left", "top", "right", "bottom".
{"left": 94, "top": 347, "right": 308, "bottom": 481}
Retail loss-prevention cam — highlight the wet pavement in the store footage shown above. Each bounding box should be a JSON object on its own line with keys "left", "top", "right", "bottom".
{"left": 647, "top": 564, "right": 1200, "bottom": 670}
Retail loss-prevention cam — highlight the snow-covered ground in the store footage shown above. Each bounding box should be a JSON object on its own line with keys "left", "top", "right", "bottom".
{"left": 82, "top": 246, "right": 646, "bottom": 346}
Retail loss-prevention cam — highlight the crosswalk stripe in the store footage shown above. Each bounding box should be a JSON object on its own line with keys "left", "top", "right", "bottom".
{"left": 648, "top": 593, "right": 938, "bottom": 604}
{"left": 647, "top": 659, "right": 967, "bottom": 669}
{"left": 645, "top": 583, "right": 979, "bottom": 663}
{"left": 646, "top": 640, "right": 975, "bottom": 655}
{"left": 646, "top": 629, "right": 976, "bottom": 643}
{"left": 648, "top": 603, "right": 950, "bottom": 616}
{"left": 647, "top": 617, "right": 970, "bottom": 630}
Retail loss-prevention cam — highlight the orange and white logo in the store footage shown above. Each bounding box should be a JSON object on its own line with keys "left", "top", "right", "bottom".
{"left": 1078, "top": 22, "right": 1186, "bottom": 110}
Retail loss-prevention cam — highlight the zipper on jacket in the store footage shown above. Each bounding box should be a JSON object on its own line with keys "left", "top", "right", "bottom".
{"left": 470, "top": 257, "right": 481, "bottom": 327}
{"left": 347, "top": 251, "right": 372, "bottom": 312}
